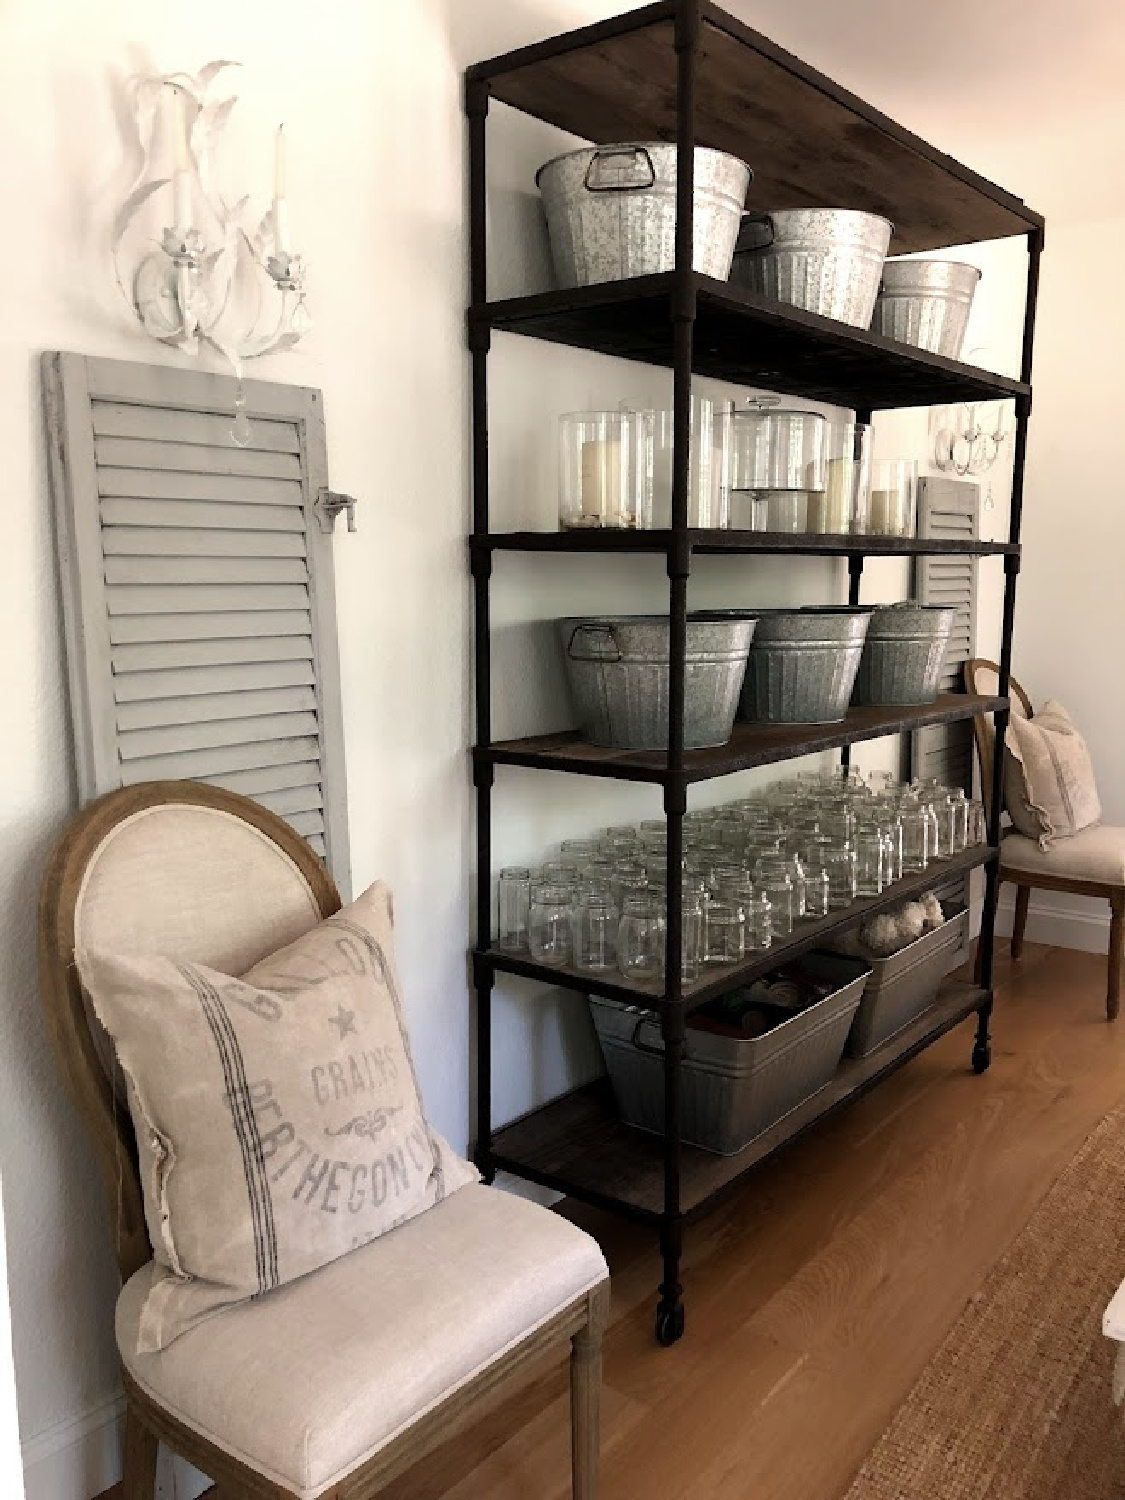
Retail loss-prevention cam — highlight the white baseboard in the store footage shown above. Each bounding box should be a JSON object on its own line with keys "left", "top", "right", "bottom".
{"left": 21, "top": 1391, "right": 210, "bottom": 1500}
{"left": 994, "top": 889, "right": 1111, "bottom": 955}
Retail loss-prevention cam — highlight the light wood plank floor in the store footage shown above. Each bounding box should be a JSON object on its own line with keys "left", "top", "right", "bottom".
{"left": 104, "top": 941, "right": 1125, "bottom": 1500}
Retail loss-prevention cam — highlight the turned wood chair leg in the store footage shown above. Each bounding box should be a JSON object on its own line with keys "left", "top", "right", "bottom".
{"left": 1108, "top": 893, "right": 1124, "bottom": 1023}
{"left": 1011, "top": 886, "right": 1031, "bottom": 961}
{"left": 570, "top": 1283, "right": 610, "bottom": 1500}
{"left": 122, "top": 1405, "right": 158, "bottom": 1500}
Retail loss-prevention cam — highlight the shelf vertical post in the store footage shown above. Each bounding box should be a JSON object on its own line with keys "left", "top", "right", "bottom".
{"left": 468, "top": 76, "right": 496, "bottom": 1178}
{"left": 974, "top": 225, "right": 1042, "bottom": 1069}
{"left": 654, "top": 0, "right": 701, "bottom": 1350}
{"left": 840, "top": 552, "right": 864, "bottom": 771}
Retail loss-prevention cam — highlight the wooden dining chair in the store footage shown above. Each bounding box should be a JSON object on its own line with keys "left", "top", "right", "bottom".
{"left": 965, "top": 659, "right": 1125, "bottom": 1020}
{"left": 38, "top": 781, "right": 610, "bottom": 1499}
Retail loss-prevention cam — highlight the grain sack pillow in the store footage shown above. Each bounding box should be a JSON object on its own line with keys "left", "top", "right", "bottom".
{"left": 77, "top": 881, "right": 477, "bottom": 1353}
{"left": 1004, "top": 700, "right": 1102, "bottom": 849}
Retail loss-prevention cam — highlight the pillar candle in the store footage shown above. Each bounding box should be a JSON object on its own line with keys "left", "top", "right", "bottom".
{"left": 169, "top": 88, "right": 193, "bottom": 230}
{"left": 580, "top": 438, "right": 623, "bottom": 523}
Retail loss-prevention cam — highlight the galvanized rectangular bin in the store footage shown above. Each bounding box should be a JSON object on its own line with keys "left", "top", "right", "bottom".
{"left": 589, "top": 953, "right": 870, "bottom": 1156}
{"left": 844, "top": 910, "right": 970, "bottom": 1059}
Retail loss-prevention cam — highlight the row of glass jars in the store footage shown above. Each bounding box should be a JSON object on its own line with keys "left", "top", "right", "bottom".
{"left": 559, "top": 397, "right": 919, "bottom": 538}
{"left": 496, "top": 770, "right": 988, "bottom": 984}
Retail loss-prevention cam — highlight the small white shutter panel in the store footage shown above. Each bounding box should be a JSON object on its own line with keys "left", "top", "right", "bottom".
{"left": 43, "top": 352, "right": 351, "bottom": 895}
{"left": 911, "top": 476, "right": 981, "bottom": 794}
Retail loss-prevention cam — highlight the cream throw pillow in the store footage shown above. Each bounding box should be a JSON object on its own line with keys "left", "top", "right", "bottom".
{"left": 77, "top": 881, "right": 477, "bottom": 1352}
{"left": 1004, "top": 700, "right": 1101, "bottom": 849}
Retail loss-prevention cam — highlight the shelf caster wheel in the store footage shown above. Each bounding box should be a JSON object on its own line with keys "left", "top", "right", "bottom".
{"left": 655, "top": 1302, "right": 685, "bottom": 1347}
{"left": 972, "top": 1040, "right": 992, "bottom": 1075}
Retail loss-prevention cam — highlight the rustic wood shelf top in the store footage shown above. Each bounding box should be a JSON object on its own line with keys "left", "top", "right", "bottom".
{"left": 478, "top": 845, "right": 995, "bottom": 1012}
{"left": 475, "top": 275, "right": 1031, "bottom": 410}
{"left": 476, "top": 530, "right": 1019, "bottom": 559}
{"left": 466, "top": 2, "right": 1042, "bottom": 255}
{"left": 475, "top": 693, "right": 1006, "bottom": 784}
{"left": 490, "top": 979, "right": 987, "bottom": 1221}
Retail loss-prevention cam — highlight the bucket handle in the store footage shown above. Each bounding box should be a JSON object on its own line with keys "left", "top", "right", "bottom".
{"left": 566, "top": 623, "right": 622, "bottom": 663}
{"left": 584, "top": 146, "right": 657, "bottom": 194}
{"left": 631, "top": 1016, "right": 665, "bottom": 1056}
{"left": 735, "top": 212, "right": 775, "bottom": 253}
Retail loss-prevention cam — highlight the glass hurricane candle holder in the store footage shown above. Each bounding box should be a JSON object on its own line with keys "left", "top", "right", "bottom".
{"left": 868, "top": 458, "right": 919, "bottom": 538}
{"left": 558, "top": 410, "right": 645, "bottom": 530}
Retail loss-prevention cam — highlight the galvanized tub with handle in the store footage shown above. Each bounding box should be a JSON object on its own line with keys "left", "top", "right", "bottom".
{"left": 851, "top": 603, "right": 956, "bottom": 707}
{"left": 536, "top": 143, "right": 752, "bottom": 288}
{"left": 730, "top": 208, "right": 892, "bottom": 328}
{"left": 732, "top": 607, "right": 872, "bottom": 724}
{"left": 871, "top": 259, "right": 982, "bottom": 358}
{"left": 557, "top": 615, "right": 754, "bottom": 751}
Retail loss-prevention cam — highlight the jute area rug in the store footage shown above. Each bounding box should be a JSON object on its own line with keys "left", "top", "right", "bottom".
{"left": 844, "top": 1102, "right": 1125, "bottom": 1500}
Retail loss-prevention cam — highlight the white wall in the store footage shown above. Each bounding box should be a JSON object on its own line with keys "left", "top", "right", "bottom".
{"left": 0, "top": 0, "right": 1094, "bottom": 1495}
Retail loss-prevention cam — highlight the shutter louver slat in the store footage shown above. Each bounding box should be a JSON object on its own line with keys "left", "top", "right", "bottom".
{"left": 112, "top": 660, "right": 317, "bottom": 703}
{"left": 97, "top": 468, "right": 304, "bottom": 505}
{"left": 102, "top": 527, "right": 307, "bottom": 559}
{"left": 115, "top": 685, "right": 318, "bottom": 731}
{"left": 106, "top": 583, "right": 311, "bottom": 614}
{"left": 100, "top": 498, "right": 305, "bottom": 532}
{"left": 118, "top": 735, "right": 322, "bottom": 783}
{"left": 46, "top": 352, "right": 351, "bottom": 894}
{"left": 91, "top": 402, "right": 302, "bottom": 453}
{"left": 108, "top": 610, "right": 311, "bottom": 645}
{"left": 94, "top": 436, "right": 303, "bottom": 480}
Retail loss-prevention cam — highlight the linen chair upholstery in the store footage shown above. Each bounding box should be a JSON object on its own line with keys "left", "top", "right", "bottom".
{"left": 39, "top": 782, "right": 610, "bottom": 1500}
{"left": 965, "top": 660, "right": 1125, "bottom": 1020}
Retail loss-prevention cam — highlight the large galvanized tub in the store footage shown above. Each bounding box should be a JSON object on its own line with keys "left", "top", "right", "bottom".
{"left": 731, "top": 607, "right": 872, "bottom": 724}
{"left": 851, "top": 603, "right": 956, "bottom": 707}
{"left": 557, "top": 615, "right": 754, "bottom": 751}
{"left": 731, "top": 208, "right": 892, "bottom": 328}
{"left": 871, "top": 259, "right": 981, "bottom": 358}
{"left": 536, "top": 142, "right": 751, "bottom": 288}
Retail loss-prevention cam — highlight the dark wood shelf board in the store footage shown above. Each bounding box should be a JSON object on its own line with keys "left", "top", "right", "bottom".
{"left": 467, "top": 3, "right": 1041, "bottom": 255}
{"left": 477, "top": 276, "right": 1030, "bottom": 410}
{"left": 476, "top": 693, "right": 1006, "bottom": 784}
{"left": 491, "top": 979, "right": 987, "bottom": 1221}
{"left": 477, "top": 529, "right": 1019, "bottom": 559}
{"left": 479, "top": 844, "right": 995, "bottom": 1012}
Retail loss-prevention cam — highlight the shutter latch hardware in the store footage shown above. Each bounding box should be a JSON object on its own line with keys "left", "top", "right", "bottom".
{"left": 315, "top": 489, "right": 358, "bottom": 534}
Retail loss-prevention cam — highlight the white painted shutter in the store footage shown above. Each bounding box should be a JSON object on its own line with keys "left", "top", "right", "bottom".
{"left": 911, "top": 476, "right": 980, "bottom": 795}
{"left": 43, "top": 352, "right": 351, "bottom": 895}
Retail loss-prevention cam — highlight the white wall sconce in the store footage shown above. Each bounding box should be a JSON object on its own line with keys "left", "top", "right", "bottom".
{"left": 933, "top": 399, "right": 1012, "bottom": 479}
{"left": 113, "top": 61, "right": 309, "bottom": 438}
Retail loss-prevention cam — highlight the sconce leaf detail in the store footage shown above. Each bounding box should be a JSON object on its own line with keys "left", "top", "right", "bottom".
{"left": 113, "top": 61, "right": 310, "bottom": 377}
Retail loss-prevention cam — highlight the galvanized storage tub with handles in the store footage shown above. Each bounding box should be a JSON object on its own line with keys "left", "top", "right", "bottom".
{"left": 730, "top": 208, "right": 892, "bottom": 328}
{"left": 840, "top": 910, "right": 969, "bottom": 1058}
{"left": 557, "top": 614, "right": 754, "bottom": 751}
{"left": 725, "top": 607, "right": 872, "bottom": 724}
{"left": 536, "top": 142, "right": 752, "bottom": 288}
{"left": 871, "top": 259, "right": 982, "bottom": 358}
{"left": 589, "top": 951, "right": 870, "bottom": 1155}
{"left": 851, "top": 602, "right": 956, "bottom": 707}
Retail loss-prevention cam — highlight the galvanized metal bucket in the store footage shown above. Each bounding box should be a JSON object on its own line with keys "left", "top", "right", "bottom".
{"left": 851, "top": 603, "right": 956, "bottom": 707}
{"left": 589, "top": 951, "right": 870, "bottom": 1154}
{"left": 732, "top": 607, "right": 872, "bottom": 724}
{"left": 557, "top": 615, "right": 753, "bottom": 750}
{"left": 871, "top": 259, "right": 981, "bottom": 358}
{"left": 536, "top": 143, "right": 752, "bottom": 289}
{"left": 730, "top": 208, "right": 892, "bottom": 328}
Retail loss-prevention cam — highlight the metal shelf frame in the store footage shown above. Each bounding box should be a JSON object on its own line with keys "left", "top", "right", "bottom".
{"left": 466, "top": 0, "right": 1042, "bottom": 1348}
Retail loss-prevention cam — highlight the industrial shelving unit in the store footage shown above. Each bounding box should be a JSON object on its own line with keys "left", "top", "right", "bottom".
{"left": 466, "top": 0, "right": 1043, "bottom": 1345}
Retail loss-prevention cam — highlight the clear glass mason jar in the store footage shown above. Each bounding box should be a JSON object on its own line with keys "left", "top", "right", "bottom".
{"left": 853, "top": 828, "right": 885, "bottom": 898}
{"left": 560, "top": 838, "right": 600, "bottom": 868}
{"left": 497, "top": 866, "right": 531, "bottom": 953}
{"left": 754, "top": 857, "right": 794, "bottom": 936}
{"left": 573, "top": 892, "right": 619, "bottom": 973}
{"left": 966, "top": 799, "right": 988, "bottom": 847}
{"left": 529, "top": 883, "right": 574, "bottom": 966}
{"left": 702, "top": 898, "right": 745, "bottom": 966}
{"left": 900, "top": 804, "right": 931, "bottom": 874}
{"left": 677, "top": 892, "right": 704, "bottom": 984}
{"left": 824, "top": 847, "right": 858, "bottom": 910}
{"left": 618, "top": 893, "right": 665, "bottom": 982}
{"left": 947, "top": 788, "right": 968, "bottom": 853}
{"left": 804, "top": 865, "right": 831, "bottom": 918}
{"left": 746, "top": 893, "right": 773, "bottom": 950}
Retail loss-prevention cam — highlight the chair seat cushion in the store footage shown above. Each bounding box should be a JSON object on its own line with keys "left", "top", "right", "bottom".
{"left": 1000, "top": 824, "right": 1125, "bottom": 886}
{"left": 117, "top": 1183, "right": 608, "bottom": 1499}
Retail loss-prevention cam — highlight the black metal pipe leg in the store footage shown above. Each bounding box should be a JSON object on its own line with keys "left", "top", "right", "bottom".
{"left": 656, "top": 1212, "right": 685, "bottom": 1347}
{"left": 972, "top": 860, "right": 999, "bottom": 1075}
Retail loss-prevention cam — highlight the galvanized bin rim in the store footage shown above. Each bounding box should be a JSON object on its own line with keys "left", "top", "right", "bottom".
{"left": 536, "top": 140, "right": 752, "bottom": 188}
